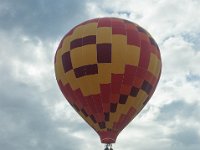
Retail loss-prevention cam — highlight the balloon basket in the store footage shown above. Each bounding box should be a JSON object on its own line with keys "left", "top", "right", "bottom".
{"left": 104, "top": 144, "right": 113, "bottom": 150}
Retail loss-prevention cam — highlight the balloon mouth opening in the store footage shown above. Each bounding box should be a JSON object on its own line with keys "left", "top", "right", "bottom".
{"left": 98, "top": 131, "right": 119, "bottom": 144}
{"left": 101, "top": 138, "right": 116, "bottom": 144}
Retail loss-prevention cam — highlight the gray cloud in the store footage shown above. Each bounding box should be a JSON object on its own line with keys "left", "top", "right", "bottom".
{"left": 186, "top": 73, "right": 200, "bottom": 82}
{"left": 1, "top": 0, "right": 200, "bottom": 150}
{"left": 170, "top": 127, "right": 200, "bottom": 146}
{"left": 0, "top": 0, "right": 89, "bottom": 39}
{"left": 157, "top": 100, "right": 199, "bottom": 121}
{"left": 155, "top": 100, "right": 200, "bottom": 149}
{"left": 0, "top": 61, "right": 86, "bottom": 150}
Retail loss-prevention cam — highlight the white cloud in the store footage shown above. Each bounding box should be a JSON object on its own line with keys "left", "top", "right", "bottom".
{"left": 0, "top": 0, "right": 200, "bottom": 150}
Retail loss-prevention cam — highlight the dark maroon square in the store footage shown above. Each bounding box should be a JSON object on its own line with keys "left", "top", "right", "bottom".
{"left": 104, "top": 112, "right": 110, "bottom": 121}
{"left": 130, "top": 86, "right": 139, "bottom": 97}
{"left": 74, "top": 66, "right": 86, "bottom": 78}
{"left": 110, "top": 103, "right": 117, "bottom": 112}
{"left": 83, "top": 35, "right": 96, "bottom": 45}
{"left": 119, "top": 95, "right": 128, "bottom": 104}
{"left": 70, "top": 38, "right": 82, "bottom": 49}
{"left": 85, "top": 64, "right": 98, "bottom": 76}
{"left": 99, "top": 122, "right": 106, "bottom": 129}
{"left": 141, "top": 80, "right": 152, "bottom": 94}
{"left": 62, "top": 51, "right": 73, "bottom": 73}
{"left": 74, "top": 64, "right": 98, "bottom": 78}
{"left": 97, "top": 43, "right": 112, "bottom": 63}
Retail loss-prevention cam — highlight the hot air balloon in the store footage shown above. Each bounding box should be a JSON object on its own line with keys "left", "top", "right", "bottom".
{"left": 54, "top": 17, "right": 161, "bottom": 150}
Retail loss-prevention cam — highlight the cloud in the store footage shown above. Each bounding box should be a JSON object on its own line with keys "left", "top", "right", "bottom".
{"left": 170, "top": 127, "right": 200, "bottom": 146}
{"left": 157, "top": 100, "right": 200, "bottom": 121}
{"left": 0, "top": 0, "right": 90, "bottom": 39}
{"left": 0, "top": 0, "right": 200, "bottom": 150}
{"left": 186, "top": 72, "right": 200, "bottom": 83}
{"left": 0, "top": 69, "right": 84, "bottom": 150}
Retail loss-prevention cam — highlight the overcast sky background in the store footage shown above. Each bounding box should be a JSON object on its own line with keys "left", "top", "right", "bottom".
{"left": 0, "top": 0, "right": 200, "bottom": 150}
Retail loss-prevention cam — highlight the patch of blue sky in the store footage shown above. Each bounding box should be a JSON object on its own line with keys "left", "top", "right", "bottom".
{"left": 117, "top": 11, "right": 131, "bottom": 17}
{"left": 182, "top": 33, "right": 200, "bottom": 51}
{"left": 186, "top": 72, "right": 200, "bottom": 82}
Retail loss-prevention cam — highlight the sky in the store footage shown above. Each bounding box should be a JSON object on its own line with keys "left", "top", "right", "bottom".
{"left": 0, "top": 0, "right": 200, "bottom": 150}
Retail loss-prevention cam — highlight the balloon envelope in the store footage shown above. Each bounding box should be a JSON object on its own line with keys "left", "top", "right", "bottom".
{"left": 54, "top": 17, "right": 161, "bottom": 144}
